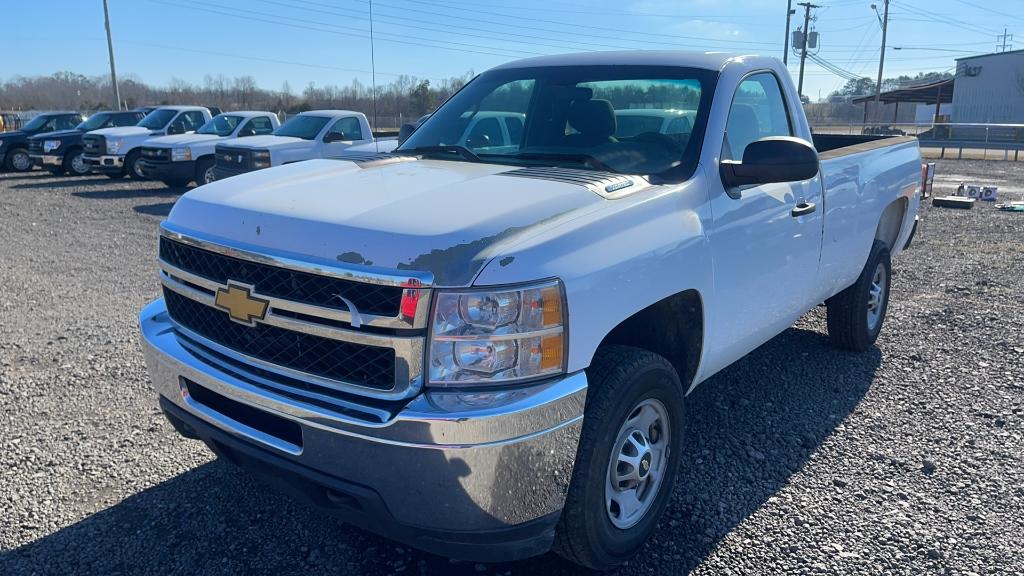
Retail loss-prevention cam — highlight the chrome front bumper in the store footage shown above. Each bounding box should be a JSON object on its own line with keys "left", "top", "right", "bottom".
{"left": 30, "top": 154, "right": 62, "bottom": 167}
{"left": 140, "top": 298, "right": 586, "bottom": 553}
{"left": 84, "top": 154, "right": 124, "bottom": 168}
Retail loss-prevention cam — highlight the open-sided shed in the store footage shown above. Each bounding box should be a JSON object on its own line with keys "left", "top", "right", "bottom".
{"left": 852, "top": 78, "right": 955, "bottom": 123}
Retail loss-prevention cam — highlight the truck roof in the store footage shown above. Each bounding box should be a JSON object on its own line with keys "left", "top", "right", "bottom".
{"left": 491, "top": 50, "right": 769, "bottom": 72}
{"left": 217, "top": 110, "right": 277, "bottom": 117}
{"left": 153, "top": 105, "right": 210, "bottom": 112}
{"left": 299, "top": 110, "right": 363, "bottom": 117}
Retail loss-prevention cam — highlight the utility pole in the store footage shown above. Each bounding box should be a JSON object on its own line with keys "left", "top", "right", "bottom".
{"left": 796, "top": 2, "right": 818, "bottom": 100}
{"left": 997, "top": 28, "right": 1013, "bottom": 52}
{"left": 783, "top": 0, "right": 795, "bottom": 65}
{"left": 873, "top": 0, "right": 890, "bottom": 122}
{"left": 102, "top": 0, "right": 122, "bottom": 110}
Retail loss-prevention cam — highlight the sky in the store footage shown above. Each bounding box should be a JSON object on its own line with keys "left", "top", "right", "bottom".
{"left": 6, "top": 0, "right": 1022, "bottom": 102}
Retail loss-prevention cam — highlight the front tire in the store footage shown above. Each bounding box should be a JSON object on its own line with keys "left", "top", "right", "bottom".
{"left": 554, "top": 345, "right": 685, "bottom": 571}
{"left": 125, "top": 150, "right": 146, "bottom": 180}
{"left": 5, "top": 148, "right": 32, "bottom": 172}
{"left": 826, "top": 240, "right": 892, "bottom": 351}
{"left": 195, "top": 157, "right": 216, "bottom": 186}
{"left": 63, "top": 148, "right": 90, "bottom": 176}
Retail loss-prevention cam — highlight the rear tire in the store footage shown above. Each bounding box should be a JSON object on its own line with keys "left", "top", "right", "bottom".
{"left": 554, "top": 345, "right": 685, "bottom": 571}
{"left": 826, "top": 240, "right": 892, "bottom": 351}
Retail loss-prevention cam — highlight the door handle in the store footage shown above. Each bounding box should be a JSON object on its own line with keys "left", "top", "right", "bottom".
{"left": 791, "top": 201, "right": 817, "bottom": 217}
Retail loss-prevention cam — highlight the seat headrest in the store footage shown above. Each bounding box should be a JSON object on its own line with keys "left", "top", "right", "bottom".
{"left": 568, "top": 99, "right": 616, "bottom": 139}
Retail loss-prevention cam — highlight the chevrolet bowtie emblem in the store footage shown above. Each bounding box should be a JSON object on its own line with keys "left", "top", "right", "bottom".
{"left": 214, "top": 282, "right": 269, "bottom": 326}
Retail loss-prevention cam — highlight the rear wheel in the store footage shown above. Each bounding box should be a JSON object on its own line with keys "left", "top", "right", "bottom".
{"left": 554, "top": 345, "right": 685, "bottom": 571}
{"left": 826, "top": 240, "right": 892, "bottom": 351}
{"left": 63, "top": 148, "right": 90, "bottom": 176}
{"left": 125, "top": 150, "right": 146, "bottom": 180}
{"left": 5, "top": 148, "right": 32, "bottom": 172}
{"left": 195, "top": 157, "right": 216, "bottom": 186}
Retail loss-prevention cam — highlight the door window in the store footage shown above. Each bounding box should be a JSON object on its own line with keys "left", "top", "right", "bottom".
{"left": 327, "top": 117, "right": 363, "bottom": 141}
{"left": 245, "top": 116, "right": 275, "bottom": 135}
{"left": 723, "top": 73, "right": 792, "bottom": 161}
{"left": 181, "top": 111, "right": 207, "bottom": 131}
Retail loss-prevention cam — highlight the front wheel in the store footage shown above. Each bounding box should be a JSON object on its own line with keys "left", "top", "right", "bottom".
{"left": 826, "top": 240, "right": 892, "bottom": 351}
{"left": 195, "top": 157, "right": 216, "bottom": 186}
{"left": 554, "top": 345, "right": 685, "bottom": 571}
{"left": 5, "top": 148, "right": 32, "bottom": 172}
{"left": 125, "top": 150, "right": 146, "bottom": 180}
{"left": 63, "top": 148, "right": 90, "bottom": 176}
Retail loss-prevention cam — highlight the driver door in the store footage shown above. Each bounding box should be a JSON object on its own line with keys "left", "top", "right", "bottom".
{"left": 704, "top": 72, "right": 824, "bottom": 371}
{"left": 321, "top": 117, "right": 363, "bottom": 156}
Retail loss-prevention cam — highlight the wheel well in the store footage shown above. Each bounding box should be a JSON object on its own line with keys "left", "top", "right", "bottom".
{"left": 875, "top": 197, "right": 907, "bottom": 250}
{"left": 595, "top": 289, "right": 703, "bottom": 389}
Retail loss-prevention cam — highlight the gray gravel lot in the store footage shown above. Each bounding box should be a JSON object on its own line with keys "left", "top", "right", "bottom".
{"left": 1, "top": 160, "right": 1022, "bottom": 575}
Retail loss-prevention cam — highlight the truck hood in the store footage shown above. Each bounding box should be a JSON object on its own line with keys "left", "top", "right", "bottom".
{"left": 168, "top": 158, "right": 607, "bottom": 286}
{"left": 32, "top": 129, "right": 83, "bottom": 140}
{"left": 144, "top": 133, "right": 221, "bottom": 148}
{"left": 217, "top": 135, "right": 310, "bottom": 150}
{"left": 89, "top": 126, "right": 158, "bottom": 138}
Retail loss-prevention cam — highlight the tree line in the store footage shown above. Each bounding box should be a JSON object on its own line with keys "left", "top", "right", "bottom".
{"left": 0, "top": 71, "right": 475, "bottom": 128}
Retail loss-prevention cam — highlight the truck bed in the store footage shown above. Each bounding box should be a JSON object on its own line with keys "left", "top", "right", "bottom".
{"left": 812, "top": 134, "right": 919, "bottom": 159}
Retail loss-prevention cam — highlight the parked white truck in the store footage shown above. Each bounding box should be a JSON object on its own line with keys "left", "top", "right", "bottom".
{"left": 140, "top": 52, "right": 922, "bottom": 570}
{"left": 212, "top": 110, "right": 396, "bottom": 180}
{"left": 83, "top": 106, "right": 214, "bottom": 179}
{"left": 138, "top": 111, "right": 280, "bottom": 187}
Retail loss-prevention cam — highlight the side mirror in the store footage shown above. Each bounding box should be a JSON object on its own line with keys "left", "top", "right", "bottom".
{"left": 238, "top": 128, "right": 256, "bottom": 137}
{"left": 167, "top": 122, "right": 186, "bottom": 135}
{"left": 323, "top": 131, "right": 347, "bottom": 143}
{"left": 720, "top": 136, "right": 819, "bottom": 191}
{"left": 397, "top": 122, "right": 418, "bottom": 146}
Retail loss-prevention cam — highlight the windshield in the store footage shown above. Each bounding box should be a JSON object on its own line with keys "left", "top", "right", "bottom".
{"left": 138, "top": 109, "right": 177, "bottom": 130}
{"left": 400, "top": 65, "right": 715, "bottom": 180}
{"left": 197, "top": 115, "right": 243, "bottom": 136}
{"left": 21, "top": 115, "right": 53, "bottom": 132}
{"left": 273, "top": 115, "right": 330, "bottom": 140}
{"left": 77, "top": 113, "right": 113, "bottom": 132}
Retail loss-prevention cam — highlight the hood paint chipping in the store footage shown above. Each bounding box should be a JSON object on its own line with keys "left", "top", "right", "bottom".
{"left": 167, "top": 158, "right": 608, "bottom": 286}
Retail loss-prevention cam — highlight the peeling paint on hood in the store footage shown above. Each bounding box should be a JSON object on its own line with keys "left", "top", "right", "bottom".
{"left": 167, "top": 158, "right": 608, "bottom": 286}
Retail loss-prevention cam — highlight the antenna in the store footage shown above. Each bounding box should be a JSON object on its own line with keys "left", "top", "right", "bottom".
{"left": 369, "top": 0, "right": 380, "bottom": 153}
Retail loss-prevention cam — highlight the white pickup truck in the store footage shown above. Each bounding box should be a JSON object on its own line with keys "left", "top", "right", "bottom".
{"left": 83, "top": 106, "right": 214, "bottom": 179}
{"left": 138, "top": 111, "right": 280, "bottom": 187}
{"left": 212, "top": 110, "right": 396, "bottom": 180}
{"left": 140, "top": 52, "right": 922, "bottom": 570}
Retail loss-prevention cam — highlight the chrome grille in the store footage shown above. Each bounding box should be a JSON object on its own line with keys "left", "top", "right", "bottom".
{"left": 157, "top": 226, "right": 433, "bottom": 401}
{"left": 141, "top": 147, "right": 171, "bottom": 162}
{"left": 83, "top": 135, "right": 105, "bottom": 155}
{"left": 28, "top": 140, "right": 43, "bottom": 154}
{"left": 159, "top": 237, "right": 403, "bottom": 317}
{"left": 164, "top": 288, "right": 396, "bottom": 390}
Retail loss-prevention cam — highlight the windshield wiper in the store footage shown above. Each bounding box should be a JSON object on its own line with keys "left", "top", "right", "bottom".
{"left": 505, "top": 151, "right": 615, "bottom": 173}
{"left": 400, "top": 145, "right": 480, "bottom": 162}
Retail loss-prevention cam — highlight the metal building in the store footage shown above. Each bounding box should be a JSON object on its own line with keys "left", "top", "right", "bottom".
{"left": 952, "top": 49, "right": 1024, "bottom": 123}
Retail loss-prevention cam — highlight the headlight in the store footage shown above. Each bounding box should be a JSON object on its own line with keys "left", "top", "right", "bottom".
{"left": 106, "top": 139, "right": 123, "bottom": 154}
{"left": 43, "top": 140, "right": 61, "bottom": 152}
{"left": 171, "top": 147, "right": 192, "bottom": 162}
{"left": 252, "top": 149, "right": 272, "bottom": 168}
{"left": 428, "top": 279, "right": 565, "bottom": 386}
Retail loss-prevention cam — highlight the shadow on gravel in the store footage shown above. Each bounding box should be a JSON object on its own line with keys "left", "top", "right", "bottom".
{"left": 13, "top": 177, "right": 113, "bottom": 189}
{"left": 0, "top": 326, "right": 880, "bottom": 576}
{"left": 71, "top": 187, "right": 185, "bottom": 200}
{"left": 133, "top": 201, "right": 177, "bottom": 217}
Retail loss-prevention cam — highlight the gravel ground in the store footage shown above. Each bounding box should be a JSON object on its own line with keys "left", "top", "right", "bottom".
{"left": 1, "top": 160, "right": 1022, "bottom": 576}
